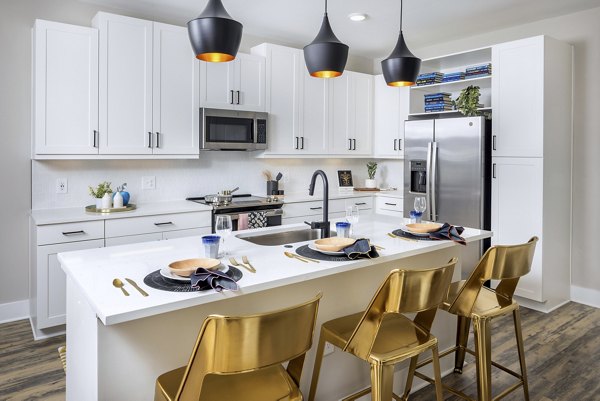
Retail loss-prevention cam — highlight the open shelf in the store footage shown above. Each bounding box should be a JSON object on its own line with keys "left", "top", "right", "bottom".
{"left": 409, "top": 107, "right": 492, "bottom": 118}
{"left": 411, "top": 75, "right": 492, "bottom": 92}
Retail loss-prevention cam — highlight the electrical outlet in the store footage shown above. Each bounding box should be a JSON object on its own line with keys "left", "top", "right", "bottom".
{"left": 324, "top": 342, "right": 335, "bottom": 356}
{"left": 142, "top": 176, "right": 156, "bottom": 190}
{"left": 56, "top": 178, "right": 68, "bottom": 194}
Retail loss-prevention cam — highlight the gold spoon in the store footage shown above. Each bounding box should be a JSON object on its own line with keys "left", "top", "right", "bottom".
{"left": 284, "top": 251, "right": 309, "bottom": 263}
{"left": 229, "top": 257, "right": 256, "bottom": 273}
{"left": 112, "top": 278, "right": 129, "bottom": 296}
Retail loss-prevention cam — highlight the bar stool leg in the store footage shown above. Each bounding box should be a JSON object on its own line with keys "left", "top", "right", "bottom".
{"left": 454, "top": 316, "right": 472, "bottom": 373}
{"left": 513, "top": 308, "right": 530, "bottom": 401}
{"left": 370, "top": 363, "right": 395, "bottom": 401}
{"left": 401, "top": 356, "right": 419, "bottom": 401}
{"left": 473, "top": 316, "right": 492, "bottom": 401}
{"left": 431, "top": 344, "right": 444, "bottom": 401}
{"left": 308, "top": 330, "right": 327, "bottom": 401}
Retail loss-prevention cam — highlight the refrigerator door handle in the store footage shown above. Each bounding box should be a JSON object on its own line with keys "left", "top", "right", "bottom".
{"left": 430, "top": 142, "right": 438, "bottom": 222}
{"left": 426, "top": 142, "right": 433, "bottom": 221}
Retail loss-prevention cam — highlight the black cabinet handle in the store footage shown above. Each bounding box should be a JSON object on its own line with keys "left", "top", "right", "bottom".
{"left": 230, "top": 90, "right": 234, "bottom": 105}
{"left": 348, "top": 139, "right": 352, "bottom": 150}
{"left": 156, "top": 132, "right": 160, "bottom": 148}
{"left": 154, "top": 222, "right": 174, "bottom": 227}
{"left": 93, "top": 130, "right": 98, "bottom": 148}
{"left": 295, "top": 137, "right": 299, "bottom": 150}
{"left": 309, "top": 207, "right": 323, "bottom": 210}
{"left": 399, "top": 138, "right": 402, "bottom": 151}
{"left": 492, "top": 135, "right": 497, "bottom": 151}
{"left": 62, "top": 230, "right": 85, "bottom": 236}
{"left": 300, "top": 136, "right": 305, "bottom": 149}
{"left": 394, "top": 139, "right": 397, "bottom": 151}
{"left": 148, "top": 132, "right": 153, "bottom": 148}
{"left": 355, "top": 202, "right": 367, "bottom": 206}
{"left": 353, "top": 139, "right": 357, "bottom": 150}
{"left": 236, "top": 90, "right": 241, "bottom": 105}
{"left": 493, "top": 163, "right": 497, "bottom": 179}
{"left": 385, "top": 202, "right": 397, "bottom": 206}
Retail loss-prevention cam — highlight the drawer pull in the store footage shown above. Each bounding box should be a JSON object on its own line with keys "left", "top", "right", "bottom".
{"left": 309, "top": 207, "right": 323, "bottom": 210}
{"left": 62, "top": 230, "right": 86, "bottom": 236}
{"left": 385, "top": 202, "right": 397, "bottom": 206}
{"left": 355, "top": 202, "right": 367, "bottom": 206}
{"left": 154, "top": 222, "right": 174, "bottom": 227}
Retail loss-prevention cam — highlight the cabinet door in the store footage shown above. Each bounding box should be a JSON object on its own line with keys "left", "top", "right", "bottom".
{"left": 96, "top": 13, "right": 153, "bottom": 154}
{"left": 492, "top": 37, "right": 544, "bottom": 157}
{"left": 491, "top": 157, "right": 543, "bottom": 301}
{"left": 163, "top": 227, "right": 211, "bottom": 240}
{"left": 152, "top": 23, "right": 199, "bottom": 156}
{"left": 373, "top": 75, "right": 403, "bottom": 158}
{"left": 351, "top": 72, "right": 373, "bottom": 155}
{"left": 300, "top": 71, "right": 328, "bottom": 154}
{"left": 200, "top": 59, "right": 236, "bottom": 109}
{"left": 235, "top": 53, "right": 266, "bottom": 112}
{"left": 254, "top": 44, "right": 302, "bottom": 154}
{"left": 33, "top": 20, "right": 98, "bottom": 155}
{"left": 36, "top": 239, "right": 104, "bottom": 329}
{"left": 105, "top": 233, "right": 162, "bottom": 247}
{"left": 329, "top": 74, "right": 351, "bottom": 154}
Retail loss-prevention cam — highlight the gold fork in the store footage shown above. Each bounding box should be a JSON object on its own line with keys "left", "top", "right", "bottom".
{"left": 388, "top": 232, "right": 417, "bottom": 242}
{"left": 242, "top": 256, "right": 256, "bottom": 272}
{"left": 229, "top": 257, "right": 256, "bottom": 273}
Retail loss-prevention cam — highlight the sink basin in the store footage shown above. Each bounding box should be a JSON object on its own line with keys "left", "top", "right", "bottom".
{"left": 236, "top": 228, "right": 335, "bottom": 246}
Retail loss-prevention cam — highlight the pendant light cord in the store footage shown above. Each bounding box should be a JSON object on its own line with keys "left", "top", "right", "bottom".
{"left": 400, "top": 0, "right": 403, "bottom": 32}
{"left": 325, "top": 0, "right": 328, "bottom": 16}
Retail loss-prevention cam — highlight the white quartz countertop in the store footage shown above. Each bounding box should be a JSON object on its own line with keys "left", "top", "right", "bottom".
{"left": 30, "top": 200, "right": 213, "bottom": 225}
{"left": 58, "top": 216, "right": 491, "bottom": 326}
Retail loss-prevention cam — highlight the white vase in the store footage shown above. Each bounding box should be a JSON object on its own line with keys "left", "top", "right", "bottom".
{"left": 113, "top": 191, "right": 124, "bottom": 208}
{"left": 101, "top": 193, "right": 112, "bottom": 209}
{"left": 95, "top": 198, "right": 103, "bottom": 209}
{"left": 365, "top": 179, "right": 377, "bottom": 189}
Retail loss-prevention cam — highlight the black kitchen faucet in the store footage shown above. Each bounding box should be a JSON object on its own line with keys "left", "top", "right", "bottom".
{"left": 305, "top": 170, "right": 331, "bottom": 238}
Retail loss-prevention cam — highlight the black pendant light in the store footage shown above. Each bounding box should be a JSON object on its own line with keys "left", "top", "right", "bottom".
{"left": 187, "top": 0, "right": 243, "bottom": 62}
{"left": 304, "top": 0, "right": 349, "bottom": 78}
{"left": 381, "top": 0, "right": 421, "bottom": 86}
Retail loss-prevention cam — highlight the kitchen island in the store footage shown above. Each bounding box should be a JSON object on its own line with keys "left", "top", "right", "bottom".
{"left": 59, "top": 215, "right": 491, "bottom": 401}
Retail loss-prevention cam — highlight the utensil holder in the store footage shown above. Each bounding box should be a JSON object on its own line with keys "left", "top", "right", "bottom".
{"left": 266, "top": 180, "right": 278, "bottom": 195}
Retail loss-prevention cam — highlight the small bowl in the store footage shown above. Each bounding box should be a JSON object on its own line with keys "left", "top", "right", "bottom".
{"left": 405, "top": 223, "right": 442, "bottom": 234}
{"left": 314, "top": 237, "right": 356, "bottom": 252}
{"left": 168, "top": 258, "right": 221, "bottom": 277}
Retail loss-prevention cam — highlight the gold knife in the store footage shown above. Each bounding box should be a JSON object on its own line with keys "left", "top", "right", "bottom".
{"left": 125, "top": 278, "right": 149, "bottom": 297}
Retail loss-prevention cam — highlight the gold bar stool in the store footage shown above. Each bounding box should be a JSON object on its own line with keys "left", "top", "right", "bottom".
{"left": 154, "top": 294, "right": 321, "bottom": 401}
{"left": 308, "top": 259, "right": 457, "bottom": 401}
{"left": 413, "top": 237, "right": 538, "bottom": 401}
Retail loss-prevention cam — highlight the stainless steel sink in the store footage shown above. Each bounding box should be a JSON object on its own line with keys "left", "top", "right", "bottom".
{"left": 236, "top": 228, "right": 335, "bottom": 246}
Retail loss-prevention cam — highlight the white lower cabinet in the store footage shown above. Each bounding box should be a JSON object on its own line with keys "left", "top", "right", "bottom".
{"left": 105, "top": 232, "right": 163, "bottom": 247}
{"left": 375, "top": 196, "right": 404, "bottom": 217}
{"left": 282, "top": 197, "right": 372, "bottom": 225}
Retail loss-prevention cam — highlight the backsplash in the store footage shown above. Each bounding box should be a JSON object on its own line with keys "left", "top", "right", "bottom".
{"left": 32, "top": 154, "right": 403, "bottom": 209}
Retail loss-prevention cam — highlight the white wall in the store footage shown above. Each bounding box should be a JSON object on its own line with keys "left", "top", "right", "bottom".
{"left": 0, "top": 0, "right": 384, "bottom": 314}
{"left": 378, "top": 7, "right": 599, "bottom": 295}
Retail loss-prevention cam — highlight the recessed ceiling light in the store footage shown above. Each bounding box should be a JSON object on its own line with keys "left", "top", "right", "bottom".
{"left": 348, "top": 13, "right": 367, "bottom": 22}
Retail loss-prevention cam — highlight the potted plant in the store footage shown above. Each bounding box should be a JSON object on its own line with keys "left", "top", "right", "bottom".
{"left": 365, "top": 162, "right": 378, "bottom": 189}
{"left": 455, "top": 85, "right": 482, "bottom": 116}
{"left": 88, "top": 181, "right": 113, "bottom": 209}
{"left": 113, "top": 183, "right": 130, "bottom": 207}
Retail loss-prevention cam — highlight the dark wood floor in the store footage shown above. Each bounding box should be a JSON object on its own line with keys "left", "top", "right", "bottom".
{"left": 0, "top": 302, "right": 598, "bottom": 400}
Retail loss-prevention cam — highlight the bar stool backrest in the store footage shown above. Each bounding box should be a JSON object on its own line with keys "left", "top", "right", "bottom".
{"left": 446, "top": 236, "right": 538, "bottom": 317}
{"left": 175, "top": 294, "right": 322, "bottom": 401}
{"left": 343, "top": 259, "right": 457, "bottom": 360}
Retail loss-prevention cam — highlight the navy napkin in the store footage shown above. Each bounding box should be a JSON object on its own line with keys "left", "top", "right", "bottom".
{"left": 343, "top": 239, "right": 379, "bottom": 260}
{"left": 428, "top": 223, "right": 466, "bottom": 245}
{"left": 190, "top": 268, "right": 239, "bottom": 292}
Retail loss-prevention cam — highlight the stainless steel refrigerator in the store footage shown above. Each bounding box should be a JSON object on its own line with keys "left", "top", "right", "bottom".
{"left": 403, "top": 116, "right": 491, "bottom": 277}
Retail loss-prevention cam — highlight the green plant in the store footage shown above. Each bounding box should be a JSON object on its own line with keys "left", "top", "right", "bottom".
{"left": 366, "top": 162, "right": 378, "bottom": 179}
{"left": 455, "top": 85, "right": 481, "bottom": 116}
{"left": 88, "top": 181, "right": 113, "bottom": 198}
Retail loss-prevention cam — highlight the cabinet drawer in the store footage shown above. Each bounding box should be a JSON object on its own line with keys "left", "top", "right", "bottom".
{"left": 37, "top": 221, "right": 104, "bottom": 245}
{"left": 283, "top": 197, "right": 373, "bottom": 219}
{"left": 105, "top": 211, "right": 211, "bottom": 238}
{"left": 345, "top": 197, "right": 373, "bottom": 210}
{"left": 376, "top": 197, "right": 403, "bottom": 213}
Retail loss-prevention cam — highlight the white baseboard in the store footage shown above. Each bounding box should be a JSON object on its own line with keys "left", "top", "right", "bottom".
{"left": 571, "top": 285, "right": 600, "bottom": 308}
{"left": 0, "top": 299, "right": 29, "bottom": 324}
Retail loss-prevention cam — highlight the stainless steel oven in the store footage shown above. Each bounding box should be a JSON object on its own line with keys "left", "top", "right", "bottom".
{"left": 215, "top": 208, "right": 283, "bottom": 232}
{"left": 200, "top": 108, "right": 267, "bottom": 151}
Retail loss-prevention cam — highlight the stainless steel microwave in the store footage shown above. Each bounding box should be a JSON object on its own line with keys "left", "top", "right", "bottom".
{"left": 200, "top": 108, "right": 268, "bottom": 151}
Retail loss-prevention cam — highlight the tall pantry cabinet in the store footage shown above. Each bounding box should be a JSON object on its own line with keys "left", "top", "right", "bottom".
{"left": 491, "top": 36, "right": 573, "bottom": 311}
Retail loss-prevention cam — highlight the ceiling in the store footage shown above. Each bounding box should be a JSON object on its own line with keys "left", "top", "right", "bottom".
{"left": 79, "top": 0, "right": 600, "bottom": 59}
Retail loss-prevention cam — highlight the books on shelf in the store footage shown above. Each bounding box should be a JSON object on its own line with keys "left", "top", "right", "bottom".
{"left": 442, "top": 71, "right": 465, "bottom": 83}
{"left": 466, "top": 63, "right": 492, "bottom": 78}
{"left": 413, "top": 64, "right": 492, "bottom": 87}
{"left": 424, "top": 92, "right": 453, "bottom": 112}
{"left": 416, "top": 72, "right": 443, "bottom": 86}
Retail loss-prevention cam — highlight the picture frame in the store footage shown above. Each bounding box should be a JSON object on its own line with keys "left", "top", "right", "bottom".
{"left": 337, "top": 170, "right": 354, "bottom": 192}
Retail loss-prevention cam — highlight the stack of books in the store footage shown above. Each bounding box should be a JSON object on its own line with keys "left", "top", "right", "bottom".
{"left": 442, "top": 71, "right": 465, "bottom": 83}
{"left": 424, "top": 93, "right": 453, "bottom": 113}
{"left": 416, "top": 72, "right": 443, "bottom": 86}
{"left": 466, "top": 63, "right": 492, "bottom": 78}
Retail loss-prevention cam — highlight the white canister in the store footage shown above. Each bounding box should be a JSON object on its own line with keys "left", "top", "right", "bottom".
{"left": 101, "top": 193, "right": 112, "bottom": 209}
{"left": 365, "top": 179, "right": 377, "bottom": 189}
{"left": 113, "top": 192, "right": 124, "bottom": 208}
{"left": 95, "top": 198, "right": 103, "bottom": 209}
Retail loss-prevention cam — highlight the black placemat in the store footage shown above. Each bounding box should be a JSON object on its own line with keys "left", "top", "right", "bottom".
{"left": 296, "top": 245, "right": 354, "bottom": 262}
{"left": 392, "top": 229, "right": 436, "bottom": 241}
{"left": 143, "top": 266, "right": 243, "bottom": 292}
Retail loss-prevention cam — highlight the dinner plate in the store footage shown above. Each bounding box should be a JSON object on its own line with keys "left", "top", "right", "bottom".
{"left": 308, "top": 243, "right": 346, "bottom": 256}
{"left": 399, "top": 225, "right": 436, "bottom": 237}
{"left": 159, "top": 264, "right": 229, "bottom": 282}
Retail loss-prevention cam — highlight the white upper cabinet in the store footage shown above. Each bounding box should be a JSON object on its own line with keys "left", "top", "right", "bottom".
{"left": 200, "top": 53, "right": 266, "bottom": 112}
{"left": 373, "top": 74, "right": 409, "bottom": 158}
{"left": 95, "top": 13, "right": 153, "bottom": 155}
{"left": 33, "top": 20, "right": 99, "bottom": 157}
{"left": 299, "top": 69, "right": 329, "bottom": 154}
{"left": 152, "top": 23, "right": 199, "bottom": 155}
{"left": 492, "top": 36, "right": 544, "bottom": 158}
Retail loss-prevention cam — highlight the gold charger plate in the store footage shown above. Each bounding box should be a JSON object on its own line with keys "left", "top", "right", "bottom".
{"left": 85, "top": 204, "right": 137, "bottom": 214}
